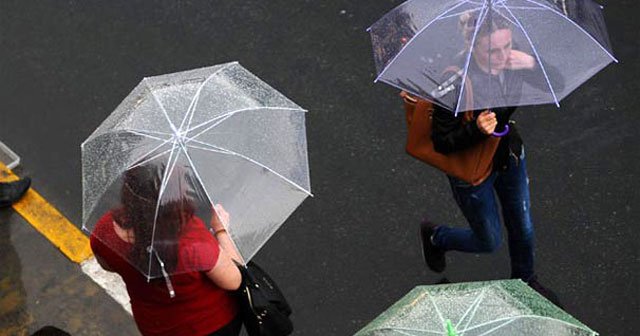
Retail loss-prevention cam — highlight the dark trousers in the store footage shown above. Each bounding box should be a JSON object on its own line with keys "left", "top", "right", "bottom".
{"left": 433, "top": 147, "right": 535, "bottom": 280}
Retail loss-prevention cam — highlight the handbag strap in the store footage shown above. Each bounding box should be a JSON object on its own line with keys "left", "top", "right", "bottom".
{"left": 442, "top": 65, "right": 475, "bottom": 123}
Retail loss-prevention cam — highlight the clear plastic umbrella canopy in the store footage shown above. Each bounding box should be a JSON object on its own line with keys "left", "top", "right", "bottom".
{"left": 354, "top": 280, "right": 598, "bottom": 336}
{"left": 368, "top": 0, "right": 617, "bottom": 114}
{"left": 82, "top": 62, "right": 310, "bottom": 279}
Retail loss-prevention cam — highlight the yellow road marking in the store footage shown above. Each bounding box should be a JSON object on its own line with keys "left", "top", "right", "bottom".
{"left": 0, "top": 163, "right": 92, "bottom": 263}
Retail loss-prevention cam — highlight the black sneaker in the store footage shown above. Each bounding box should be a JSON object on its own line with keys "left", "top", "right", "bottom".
{"left": 420, "top": 219, "right": 446, "bottom": 273}
{"left": 0, "top": 177, "right": 31, "bottom": 208}
{"left": 527, "top": 276, "right": 564, "bottom": 309}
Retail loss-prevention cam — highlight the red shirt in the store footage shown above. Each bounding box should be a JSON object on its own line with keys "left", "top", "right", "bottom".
{"left": 90, "top": 211, "right": 238, "bottom": 336}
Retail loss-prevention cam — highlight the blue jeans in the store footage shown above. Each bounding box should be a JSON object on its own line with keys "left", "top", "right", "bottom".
{"left": 432, "top": 147, "right": 535, "bottom": 280}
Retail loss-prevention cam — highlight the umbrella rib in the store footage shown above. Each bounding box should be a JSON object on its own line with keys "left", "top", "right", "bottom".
{"left": 371, "top": 327, "right": 443, "bottom": 335}
{"left": 457, "top": 315, "right": 594, "bottom": 334}
{"left": 185, "top": 106, "right": 305, "bottom": 136}
{"left": 455, "top": 0, "right": 490, "bottom": 115}
{"left": 126, "top": 128, "right": 174, "bottom": 137}
{"left": 186, "top": 140, "right": 312, "bottom": 196}
{"left": 438, "top": 6, "right": 484, "bottom": 21}
{"left": 177, "top": 143, "right": 247, "bottom": 264}
{"left": 184, "top": 143, "right": 228, "bottom": 155}
{"left": 456, "top": 288, "right": 488, "bottom": 332}
{"left": 519, "top": 0, "right": 617, "bottom": 62}
{"left": 396, "top": 330, "right": 425, "bottom": 336}
{"left": 147, "top": 141, "right": 181, "bottom": 279}
{"left": 499, "top": 5, "right": 545, "bottom": 10}
{"left": 427, "top": 294, "right": 447, "bottom": 327}
{"left": 125, "top": 137, "right": 175, "bottom": 170}
{"left": 128, "top": 148, "right": 174, "bottom": 170}
{"left": 144, "top": 78, "right": 180, "bottom": 136}
{"left": 178, "top": 63, "right": 235, "bottom": 133}
{"left": 491, "top": 5, "right": 519, "bottom": 26}
{"left": 186, "top": 111, "right": 238, "bottom": 142}
{"left": 499, "top": 3, "right": 561, "bottom": 107}
{"left": 374, "top": 0, "right": 475, "bottom": 84}
{"left": 125, "top": 129, "right": 173, "bottom": 142}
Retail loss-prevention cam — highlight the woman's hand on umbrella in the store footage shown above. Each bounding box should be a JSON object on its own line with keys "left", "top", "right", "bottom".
{"left": 211, "top": 204, "right": 230, "bottom": 231}
{"left": 477, "top": 110, "right": 497, "bottom": 135}
{"left": 506, "top": 50, "right": 536, "bottom": 70}
{"left": 399, "top": 91, "right": 417, "bottom": 104}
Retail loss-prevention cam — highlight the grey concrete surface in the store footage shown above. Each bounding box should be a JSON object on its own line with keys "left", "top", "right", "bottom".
{"left": 0, "top": 197, "right": 138, "bottom": 335}
{"left": 0, "top": 0, "right": 638, "bottom": 335}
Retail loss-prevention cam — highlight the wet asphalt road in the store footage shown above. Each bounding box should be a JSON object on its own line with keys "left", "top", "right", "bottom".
{"left": 0, "top": 0, "right": 638, "bottom": 335}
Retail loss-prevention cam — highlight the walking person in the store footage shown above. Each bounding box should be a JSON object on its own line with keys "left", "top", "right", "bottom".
{"left": 90, "top": 163, "right": 243, "bottom": 336}
{"left": 415, "top": 11, "right": 561, "bottom": 302}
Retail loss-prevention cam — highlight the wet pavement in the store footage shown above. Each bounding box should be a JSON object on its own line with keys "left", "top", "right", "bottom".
{"left": 0, "top": 184, "right": 138, "bottom": 335}
{"left": 0, "top": 0, "right": 639, "bottom": 335}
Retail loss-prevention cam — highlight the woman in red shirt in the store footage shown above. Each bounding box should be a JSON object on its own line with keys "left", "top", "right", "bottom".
{"left": 90, "top": 163, "right": 243, "bottom": 336}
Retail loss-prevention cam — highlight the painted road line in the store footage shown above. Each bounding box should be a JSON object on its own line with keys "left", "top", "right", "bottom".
{"left": 81, "top": 257, "right": 132, "bottom": 315}
{"left": 0, "top": 163, "right": 92, "bottom": 263}
{"left": 0, "top": 162, "right": 133, "bottom": 316}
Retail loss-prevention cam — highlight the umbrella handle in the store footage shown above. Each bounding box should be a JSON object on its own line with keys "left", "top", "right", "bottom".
{"left": 492, "top": 124, "right": 510, "bottom": 137}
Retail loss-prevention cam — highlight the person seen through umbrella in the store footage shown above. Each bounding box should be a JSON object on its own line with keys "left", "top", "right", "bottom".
{"left": 90, "top": 163, "right": 243, "bottom": 336}
{"left": 415, "top": 10, "right": 562, "bottom": 303}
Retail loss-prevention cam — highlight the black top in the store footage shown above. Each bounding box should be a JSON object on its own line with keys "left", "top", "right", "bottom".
{"left": 430, "top": 56, "right": 563, "bottom": 172}
{"left": 432, "top": 103, "right": 522, "bottom": 172}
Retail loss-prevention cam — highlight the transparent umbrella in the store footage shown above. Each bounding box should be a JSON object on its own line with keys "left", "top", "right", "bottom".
{"left": 81, "top": 62, "right": 311, "bottom": 282}
{"left": 354, "top": 280, "right": 598, "bottom": 336}
{"left": 368, "top": 0, "right": 617, "bottom": 114}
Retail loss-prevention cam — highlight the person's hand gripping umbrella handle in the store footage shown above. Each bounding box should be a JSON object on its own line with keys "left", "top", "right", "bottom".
{"left": 492, "top": 124, "right": 510, "bottom": 137}
{"left": 477, "top": 110, "right": 510, "bottom": 137}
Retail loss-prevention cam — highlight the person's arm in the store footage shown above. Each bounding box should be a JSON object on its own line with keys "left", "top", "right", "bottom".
{"left": 431, "top": 103, "right": 491, "bottom": 154}
{"left": 205, "top": 204, "right": 243, "bottom": 291}
{"left": 210, "top": 204, "right": 243, "bottom": 263}
{"left": 205, "top": 248, "right": 242, "bottom": 291}
{"left": 508, "top": 50, "right": 565, "bottom": 93}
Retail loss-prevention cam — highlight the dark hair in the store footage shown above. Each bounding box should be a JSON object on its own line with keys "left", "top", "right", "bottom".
{"left": 459, "top": 9, "right": 512, "bottom": 46}
{"left": 112, "top": 163, "right": 194, "bottom": 275}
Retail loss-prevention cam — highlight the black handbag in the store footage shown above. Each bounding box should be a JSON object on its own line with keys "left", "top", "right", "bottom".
{"left": 236, "top": 261, "right": 293, "bottom": 336}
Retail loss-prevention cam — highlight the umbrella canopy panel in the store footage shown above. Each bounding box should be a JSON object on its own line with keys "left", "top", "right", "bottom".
{"left": 82, "top": 62, "right": 310, "bottom": 278}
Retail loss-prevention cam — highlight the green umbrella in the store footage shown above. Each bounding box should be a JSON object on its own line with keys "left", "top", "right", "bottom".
{"left": 355, "top": 280, "right": 597, "bottom": 336}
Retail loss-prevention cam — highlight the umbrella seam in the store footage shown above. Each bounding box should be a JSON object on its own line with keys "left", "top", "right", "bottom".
{"left": 144, "top": 78, "right": 181, "bottom": 136}
{"left": 455, "top": 0, "right": 490, "bottom": 115}
{"left": 147, "top": 140, "right": 181, "bottom": 279}
{"left": 499, "top": 2, "right": 561, "bottom": 107}
{"left": 179, "top": 63, "right": 235, "bottom": 133}
{"left": 457, "top": 314, "right": 597, "bottom": 334}
{"left": 177, "top": 142, "right": 247, "bottom": 265}
{"left": 457, "top": 287, "right": 488, "bottom": 331}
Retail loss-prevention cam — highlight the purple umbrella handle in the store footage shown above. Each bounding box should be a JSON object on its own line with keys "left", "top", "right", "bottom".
{"left": 492, "top": 124, "right": 510, "bottom": 137}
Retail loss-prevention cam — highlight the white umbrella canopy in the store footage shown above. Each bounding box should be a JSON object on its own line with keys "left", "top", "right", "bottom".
{"left": 82, "top": 62, "right": 311, "bottom": 279}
